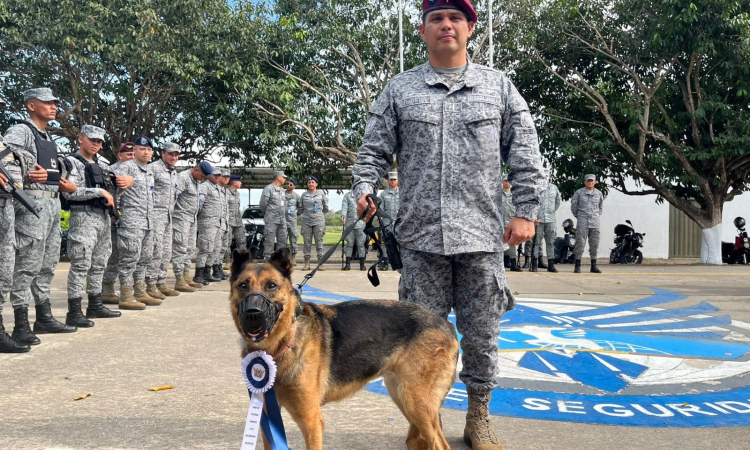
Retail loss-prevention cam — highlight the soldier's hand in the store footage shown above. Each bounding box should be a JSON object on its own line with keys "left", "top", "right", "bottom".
{"left": 504, "top": 217, "right": 535, "bottom": 246}
{"left": 534, "top": 219, "right": 540, "bottom": 226}
{"left": 29, "top": 164, "right": 48, "bottom": 183}
{"left": 342, "top": 218, "right": 346, "bottom": 224}
{"left": 58, "top": 178, "right": 77, "bottom": 193}
{"left": 116, "top": 176, "right": 134, "bottom": 189}
{"left": 357, "top": 194, "right": 377, "bottom": 222}
{"left": 0, "top": 173, "right": 7, "bottom": 189}
{"left": 101, "top": 190, "right": 115, "bottom": 207}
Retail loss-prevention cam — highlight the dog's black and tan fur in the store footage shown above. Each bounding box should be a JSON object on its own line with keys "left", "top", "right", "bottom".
{"left": 230, "top": 248, "right": 459, "bottom": 450}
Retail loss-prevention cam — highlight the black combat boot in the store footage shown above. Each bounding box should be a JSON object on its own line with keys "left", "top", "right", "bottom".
{"left": 204, "top": 266, "right": 220, "bottom": 282}
{"left": 11, "top": 307, "right": 40, "bottom": 346}
{"left": 538, "top": 257, "right": 548, "bottom": 269}
{"left": 359, "top": 257, "right": 366, "bottom": 271}
{"left": 547, "top": 259, "right": 558, "bottom": 273}
{"left": 212, "top": 264, "right": 226, "bottom": 281}
{"left": 193, "top": 267, "right": 206, "bottom": 285}
{"left": 574, "top": 259, "right": 582, "bottom": 273}
{"left": 509, "top": 259, "right": 523, "bottom": 272}
{"left": 591, "top": 259, "right": 602, "bottom": 274}
{"left": 219, "top": 264, "right": 229, "bottom": 279}
{"left": 33, "top": 302, "right": 77, "bottom": 334}
{"left": 86, "top": 294, "right": 122, "bottom": 319}
{"left": 522, "top": 257, "right": 530, "bottom": 269}
{"left": 1, "top": 313, "right": 31, "bottom": 353}
{"left": 343, "top": 257, "right": 351, "bottom": 271}
{"left": 504, "top": 255, "right": 510, "bottom": 269}
{"left": 65, "top": 298, "right": 95, "bottom": 328}
{"left": 530, "top": 256, "right": 538, "bottom": 272}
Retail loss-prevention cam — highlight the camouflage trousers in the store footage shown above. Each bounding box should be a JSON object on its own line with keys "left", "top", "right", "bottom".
{"left": 533, "top": 221, "right": 556, "bottom": 259}
{"left": 286, "top": 221, "right": 298, "bottom": 254}
{"left": 11, "top": 196, "right": 61, "bottom": 308}
{"left": 102, "top": 224, "right": 119, "bottom": 285}
{"left": 226, "top": 225, "right": 246, "bottom": 259}
{"left": 67, "top": 208, "right": 111, "bottom": 299}
{"left": 212, "top": 225, "right": 228, "bottom": 266}
{"left": 217, "top": 226, "right": 231, "bottom": 265}
{"left": 147, "top": 212, "right": 173, "bottom": 284}
{"left": 117, "top": 227, "right": 152, "bottom": 288}
{"left": 574, "top": 226, "right": 600, "bottom": 259}
{"left": 196, "top": 223, "right": 220, "bottom": 268}
{"left": 301, "top": 222, "right": 325, "bottom": 259}
{"left": 264, "top": 221, "right": 288, "bottom": 260}
{"left": 0, "top": 201, "right": 15, "bottom": 312}
{"left": 398, "top": 248, "right": 515, "bottom": 394}
{"left": 343, "top": 221, "right": 366, "bottom": 258}
{"left": 172, "top": 219, "right": 197, "bottom": 276}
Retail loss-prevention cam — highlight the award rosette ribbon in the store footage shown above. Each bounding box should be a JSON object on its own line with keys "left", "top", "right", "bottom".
{"left": 240, "top": 351, "right": 290, "bottom": 450}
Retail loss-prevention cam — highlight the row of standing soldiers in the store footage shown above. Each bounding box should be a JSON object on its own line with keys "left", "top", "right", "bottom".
{"left": 0, "top": 88, "right": 244, "bottom": 353}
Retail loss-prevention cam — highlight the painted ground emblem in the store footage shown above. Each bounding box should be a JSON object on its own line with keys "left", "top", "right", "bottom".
{"left": 300, "top": 286, "right": 750, "bottom": 427}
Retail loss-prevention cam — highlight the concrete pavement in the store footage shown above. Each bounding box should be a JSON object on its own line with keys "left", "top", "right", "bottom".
{"left": 1, "top": 262, "right": 750, "bottom": 449}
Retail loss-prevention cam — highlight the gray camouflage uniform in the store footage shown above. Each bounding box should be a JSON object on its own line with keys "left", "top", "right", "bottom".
{"left": 571, "top": 187, "right": 604, "bottom": 259}
{"left": 0, "top": 137, "right": 23, "bottom": 312}
{"left": 227, "top": 186, "right": 245, "bottom": 255}
{"left": 500, "top": 190, "right": 516, "bottom": 259}
{"left": 380, "top": 187, "right": 400, "bottom": 233}
{"left": 534, "top": 182, "right": 561, "bottom": 259}
{"left": 64, "top": 152, "right": 116, "bottom": 299}
{"left": 299, "top": 190, "right": 328, "bottom": 259}
{"left": 352, "top": 61, "right": 545, "bottom": 394}
{"left": 3, "top": 121, "right": 63, "bottom": 309}
{"left": 260, "top": 183, "right": 287, "bottom": 258}
{"left": 196, "top": 180, "right": 223, "bottom": 268}
{"left": 102, "top": 161, "right": 122, "bottom": 287}
{"left": 116, "top": 159, "right": 154, "bottom": 288}
{"left": 146, "top": 159, "right": 178, "bottom": 285}
{"left": 285, "top": 191, "right": 301, "bottom": 255}
{"left": 341, "top": 191, "right": 366, "bottom": 258}
{"left": 214, "top": 179, "right": 229, "bottom": 266}
{"left": 172, "top": 169, "right": 202, "bottom": 276}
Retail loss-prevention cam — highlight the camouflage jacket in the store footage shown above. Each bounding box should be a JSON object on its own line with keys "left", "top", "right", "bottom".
{"left": 298, "top": 190, "right": 328, "bottom": 226}
{"left": 63, "top": 152, "right": 114, "bottom": 204}
{"left": 173, "top": 169, "right": 202, "bottom": 224}
{"left": 380, "top": 188, "right": 400, "bottom": 223}
{"left": 116, "top": 159, "right": 154, "bottom": 230}
{"left": 285, "top": 191, "right": 301, "bottom": 226}
{"left": 500, "top": 190, "right": 515, "bottom": 228}
{"left": 571, "top": 187, "right": 604, "bottom": 229}
{"left": 227, "top": 188, "right": 242, "bottom": 227}
{"left": 3, "top": 121, "right": 58, "bottom": 193}
{"left": 149, "top": 159, "right": 178, "bottom": 216}
{"left": 0, "top": 135, "right": 24, "bottom": 198}
{"left": 259, "top": 183, "right": 286, "bottom": 225}
{"left": 198, "top": 181, "right": 224, "bottom": 228}
{"left": 537, "top": 182, "right": 561, "bottom": 224}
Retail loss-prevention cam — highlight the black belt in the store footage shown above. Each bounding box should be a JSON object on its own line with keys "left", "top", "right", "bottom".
{"left": 25, "top": 190, "right": 59, "bottom": 199}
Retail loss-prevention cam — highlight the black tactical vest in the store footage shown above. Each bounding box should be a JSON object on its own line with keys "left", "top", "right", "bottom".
{"left": 18, "top": 121, "right": 60, "bottom": 186}
{"left": 67, "top": 153, "right": 108, "bottom": 210}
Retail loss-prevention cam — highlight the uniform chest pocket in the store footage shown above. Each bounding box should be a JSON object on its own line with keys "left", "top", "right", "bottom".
{"left": 464, "top": 108, "right": 502, "bottom": 172}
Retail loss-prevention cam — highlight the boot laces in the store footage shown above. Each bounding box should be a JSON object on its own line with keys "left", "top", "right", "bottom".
{"left": 469, "top": 395, "right": 498, "bottom": 443}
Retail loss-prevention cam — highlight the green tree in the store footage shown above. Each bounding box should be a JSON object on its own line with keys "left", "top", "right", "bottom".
{"left": 501, "top": 0, "right": 750, "bottom": 263}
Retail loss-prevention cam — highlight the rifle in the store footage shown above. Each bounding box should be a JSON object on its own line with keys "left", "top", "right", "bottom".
{"left": 103, "top": 171, "right": 122, "bottom": 224}
{"left": 0, "top": 157, "right": 43, "bottom": 218}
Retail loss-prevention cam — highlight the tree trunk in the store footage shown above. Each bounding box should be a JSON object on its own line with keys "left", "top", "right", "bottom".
{"left": 700, "top": 224, "right": 723, "bottom": 265}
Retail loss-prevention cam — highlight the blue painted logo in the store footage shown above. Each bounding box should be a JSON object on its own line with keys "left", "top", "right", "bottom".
{"left": 301, "top": 286, "right": 750, "bottom": 427}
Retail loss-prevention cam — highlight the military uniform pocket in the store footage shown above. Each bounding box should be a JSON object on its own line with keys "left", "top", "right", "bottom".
{"left": 15, "top": 232, "right": 36, "bottom": 253}
{"left": 495, "top": 270, "right": 516, "bottom": 312}
{"left": 68, "top": 239, "right": 86, "bottom": 260}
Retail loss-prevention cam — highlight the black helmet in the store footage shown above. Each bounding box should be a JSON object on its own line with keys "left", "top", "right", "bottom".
{"left": 734, "top": 217, "right": 746, "bottom": 230}
{"left": 562, "top": 219, "right": 573, "bottom": 233}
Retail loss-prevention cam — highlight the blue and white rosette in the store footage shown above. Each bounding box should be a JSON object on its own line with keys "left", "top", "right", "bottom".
{"left": 240, "top": 351, "right": 290, "bottom": 450}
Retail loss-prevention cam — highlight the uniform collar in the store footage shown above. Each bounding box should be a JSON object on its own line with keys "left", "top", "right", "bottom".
{"left": 423, "top": 60, "right": 481, "bottom": 88}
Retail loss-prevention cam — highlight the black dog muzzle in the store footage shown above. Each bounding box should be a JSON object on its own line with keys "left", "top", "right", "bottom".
{"left": 238, "top": 292, "right": 283, "bottom": 343}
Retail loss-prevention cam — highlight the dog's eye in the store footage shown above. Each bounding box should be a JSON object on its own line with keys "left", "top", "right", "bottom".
{"left": 238, "top": 281, "right": 248, "bottom": 291}
{"left": 267, "top": 281, "right": 278, "bottom": 291}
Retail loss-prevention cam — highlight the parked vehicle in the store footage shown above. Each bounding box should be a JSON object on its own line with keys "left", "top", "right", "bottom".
{"left": 554, "top": 218, "right": 577, "bottom": 264}
{"left": 241, "top": 206, "right": 265, "bottom": 260}
{"left": 721, "top": 217, "right": 749, "bottom": 265}
{"left": 609, "top": 219, "right": 645, "bottom": 264}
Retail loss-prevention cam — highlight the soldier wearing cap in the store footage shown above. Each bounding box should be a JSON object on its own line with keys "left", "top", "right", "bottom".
{"left": 1, "top": 95, "right": 32, "bottom": 353}
{"left": 195, "top": 166, "right": 224, "bottom": 284}
{"left": 259, "top": 170, "right": 289, "bottom": 261}
{"left": 101, "top": 142, "right": 136, "bottom": 304}
{"left": 284, "top": 177, "right": 301, "bottom": 264}
{"left": 570, "top": 174, "right": 605, "bottom": 273}
{"left": 145, "top": 142, "right": 181, "bottom": 300}
{"left": 352, "top": 1, "right": 545, "bottom": 447}
{"left": 379, "top": 170, "right": 400, "bottom": 270}
{"left": 63, "top": 125, "right": 133, "bottom": 327}
{"left": 299, "top": 175, "right": 329, "bottom": 270}
{"left": 3, "top": 88, "right": 79, "bottom": 345}
{"left": 226, "top": 173, "right": 246, "bottom": 259}
{"left": 115, "top": 136, "right": 160, "bottom": 309}
{"left": 213, "top": 168, "right": 231, "bottom": 279}
{"left": 341, "top": 180, "right": 367, "bottom": 271}
{"left": 534, "top": 168, "right": 561, "bottom": 272}
{"left": 172, "top": 162, "right": 212, "bottom": 290}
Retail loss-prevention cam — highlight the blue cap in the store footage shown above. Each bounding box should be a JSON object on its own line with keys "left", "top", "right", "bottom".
{"left": 199, "top": 161, "right": 213, "bottom": 176}
{"left": 287, "top": 177, "right": 297, "bottom": 186}
{"left": 229, "top": 174, "right": 242, "bottom": 181}
{"left": 307, "top": 175, "right": 319, "bottom": 184}
{"left": 134, "top": 136, "right": 153, "bottom": 148}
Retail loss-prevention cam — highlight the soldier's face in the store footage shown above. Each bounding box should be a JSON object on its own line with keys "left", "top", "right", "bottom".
{"left": 28, "top": 99, "right": 58, "bottom": 121}
{"left": 420, "top": 10, "right": 474, "bottom": 57}
{"left": 221, "top": 175, "right": 230, "bottom": 186}
{"left": 119, "top": 152, "right": 135, "bottom": 162}
{"left": 208, "top": 175, "right": 219, "bottom": 185}
{"left": 162, "top": 151, "right": 179, "bottom": 166}
{"left": 193, "top": 167, "right": 208, "bottom": 182}
{"left": 78, "top": 135, "right": 103, "bottom": 156}
{"left": 388, "top": 179, "right": 398, "bottom": 189}
{"left": 133, "top": 145, "right": 153, "bottom": 165}
{"left": 307, "top": 179, "right": 318, "bottom": 190}
{"left": 502, "top": 180, "right": 511, "bottom": 190}
{"left": 585, "top": 179, "right": 597, "bottom": 189}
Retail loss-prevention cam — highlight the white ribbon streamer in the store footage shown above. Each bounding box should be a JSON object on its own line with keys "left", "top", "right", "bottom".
{"left": 240, "top": 351, "right": 277, "bottom": 450}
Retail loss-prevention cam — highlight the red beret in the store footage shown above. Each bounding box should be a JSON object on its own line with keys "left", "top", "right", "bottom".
{"left": 422, "top": 0, "right": 478, "bottom": 23}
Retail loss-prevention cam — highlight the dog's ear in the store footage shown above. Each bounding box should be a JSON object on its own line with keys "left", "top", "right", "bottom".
{"left": 268, "top": 247, "right": 293, "bottom": 279}
{"left": 230, "top": 250, "right": 253, "bottom": 282}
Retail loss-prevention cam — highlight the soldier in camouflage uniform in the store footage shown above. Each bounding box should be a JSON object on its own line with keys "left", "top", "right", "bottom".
{"left": 195, "top": 170, "right": 223, "bottom": 284}
{"left": 284, "top": 177, "right": 301, "bottom": 265}
{"left": 260, "top": 170, "right": 288, "bottom": 261}
{"left": 500, "top": 175, "right": 522, "bottom": 272}
{"left": 571, "top": 174, "right": 605, "bottom": 273}
{"left": 0, "top": 95, "right": 32, "bottom": 353}
{"left": 227, "top": 174, "right": 245, "bottom": 257}
{"left": 379, "top": 171, "right": 400, "bottom": 270}
{"left": 341, "top": 187, "right": 366, "bottom": 271}
{"left": 63, "top": 125, "right": 129, "bottom": 328}
{"left": 352, "top": 2, "right": 545, "bottom": 448}
{"left": 534, "top": 168, "right": 561, "bottom": 272}
{"left": 146, "top": 142, "right": 180, "bottom": 300}
{"left": 4, "top": 88, "right": 79, "bottom": 345}
{"left": 209, "top": 168, "right": 230, "bottom": 280}
{"left": 116, "top": 136, "right": 160, "bottom": 309}
{"left": 299, "top": 175, "right": 329, "bottom": 270}
{"left": 172, "top": 162, "right": 211, "bottom": 290}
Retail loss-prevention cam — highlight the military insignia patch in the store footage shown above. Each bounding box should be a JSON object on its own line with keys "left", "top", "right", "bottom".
{"left": 428, "top": 0, "right": 439, "bottom": 5}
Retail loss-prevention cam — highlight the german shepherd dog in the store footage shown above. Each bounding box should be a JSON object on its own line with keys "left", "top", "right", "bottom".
{"left": 230, "top": 248, "right": 459, "bottom": 450}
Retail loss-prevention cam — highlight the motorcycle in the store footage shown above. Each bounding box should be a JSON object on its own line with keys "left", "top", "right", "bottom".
{"left": 609, "top": 219, "right": 645, "bottom": 264}
{"left": 245, "top": 223, "right": 265, "bottom": 261}
{"left": 554, "top": 218, "right": 577, "bottom": 264}
{"left": 721, "top": 217, "right": 750, "bottom": 264}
